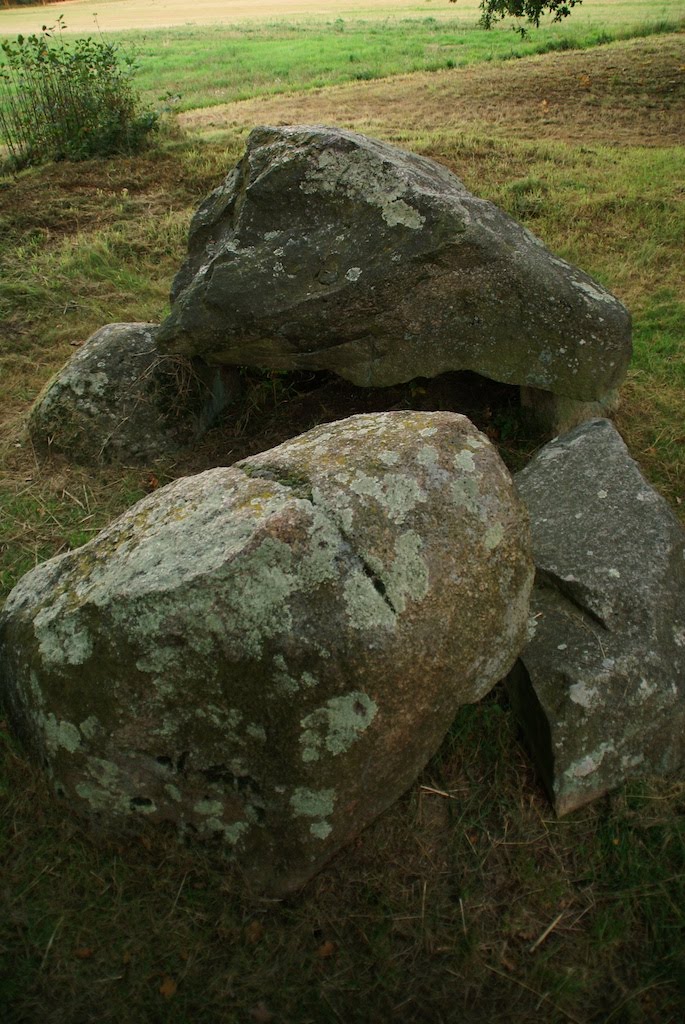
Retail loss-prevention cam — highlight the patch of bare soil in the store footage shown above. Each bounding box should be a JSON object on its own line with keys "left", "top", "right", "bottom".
{"left": 180, "top": 34, "right": 685, "bottom": 148}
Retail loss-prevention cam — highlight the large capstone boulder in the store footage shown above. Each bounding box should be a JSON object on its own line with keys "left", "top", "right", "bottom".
{"left": 157, "top": 125, "right": 631, "bottom": 430}
{"left": 508, "top": 419, "right": 685, "bottom": 815}
{"left": 28, "top": 323, "right": 239, "bottom": 464}
{"left": 0, "top": 411, "right": 533, "bottom": 894}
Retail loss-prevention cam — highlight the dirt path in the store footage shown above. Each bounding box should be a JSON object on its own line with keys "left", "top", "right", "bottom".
{"left": 180, "top": 34, "right": 685, "bottom": 148}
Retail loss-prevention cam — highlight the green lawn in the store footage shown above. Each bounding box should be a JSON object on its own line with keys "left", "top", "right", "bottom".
{"left": 93, "top": 8, "right": 685, "bottom": 111}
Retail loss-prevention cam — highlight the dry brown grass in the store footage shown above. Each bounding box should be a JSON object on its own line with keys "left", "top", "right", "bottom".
{"left": 180, "top": 32, "right": 685, "bottom": 148}
{"left": 0, "top": 0, "right": 478, "bottom": 34}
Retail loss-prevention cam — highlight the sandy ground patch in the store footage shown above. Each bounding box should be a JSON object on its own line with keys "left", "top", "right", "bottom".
{"left": 0, "top": 0, "right": 477, "bottom": 34}
{"left": 179, "top": 33, "right": 685, "bottom": 147}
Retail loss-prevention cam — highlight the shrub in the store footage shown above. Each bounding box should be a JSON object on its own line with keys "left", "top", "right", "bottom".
{"left": 0, "top": 17, "right": 158, "bottom": 169}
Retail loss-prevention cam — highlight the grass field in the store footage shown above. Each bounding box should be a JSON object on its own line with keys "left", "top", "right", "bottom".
{"left": 0, "top": 0, "right": 678, "bottom": 33}
{"left": 2, "top": 0, "right": 684, "bottom": 111}
{"left": 1, "top": 1, "right": 684, "bottom": 1021}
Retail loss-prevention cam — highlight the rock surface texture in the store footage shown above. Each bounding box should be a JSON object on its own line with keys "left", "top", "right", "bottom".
{"left": 1, "top": 411, "right": 532, "bottom": 893}
{"left": 508, "top": 419, "right": 685, "bottom": 815}
{"left": 158, "top": 125, "right": 631, "bottom": 416}
{"left": 28, "top": 323, "right": 237, "bottom": 464}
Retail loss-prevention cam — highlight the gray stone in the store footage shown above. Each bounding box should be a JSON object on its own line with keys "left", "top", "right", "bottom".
{"left": 0, "top": 410, "right": 533, "bottom": 894}
{"left": 157, "top": 125, "right": 631, "bottom": 418}
{"left": 28, "top": 322, "right": 240, "bottom": 464}
{"left": 519, "top": 384, "right": 621, "bottom": 437}
{"left": 508, "top": 419, "right": 685, "bottom": 815}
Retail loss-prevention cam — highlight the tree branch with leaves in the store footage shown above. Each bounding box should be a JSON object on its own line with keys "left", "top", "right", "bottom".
{"left": 452, "top": 0, "right": 583, "bottom": 32}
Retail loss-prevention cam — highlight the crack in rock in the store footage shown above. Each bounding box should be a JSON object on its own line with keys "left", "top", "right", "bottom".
{"left": 236, "top": 462, "right": 397, "bottom": 616}
{"left": 536, "top": 567, "right": 609, "bottom": 632}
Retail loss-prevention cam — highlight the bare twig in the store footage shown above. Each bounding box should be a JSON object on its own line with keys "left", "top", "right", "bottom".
{"left": 165, "top": 871, "right": 188, "bottom": 922}
{"left": 40, "top": 917, "right": 63, "bottom": 970}
{"left": 529, "top": 909, "right": 566, "bottom": 952}
{"left": 419, "top": 785, "right": 453, "bottom": 799}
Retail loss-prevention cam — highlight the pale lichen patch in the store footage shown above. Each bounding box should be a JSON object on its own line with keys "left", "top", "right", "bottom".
{"left": 417, "top": 445, "right": 440, "bottom": 471}
{"left": 386, "top": 530, "right": 429, "bottom": 612}
{"left": 465, "top": 434, "right": 489, "bottom": 451}
{"left": 296, "top": 509, "right": 344, "bottom": 589}
{"left": 637, "top": 677, "right": 657, "bottom": 701}
{"left": 272, "top": 655, "right": 319, "bottom": 695}
{"left": 34, "top": 604, "right": 93, "bottom": 669}
{"left": 223, "top": 820, "right": 249, "bottom": 844}
{"left": 310, "top": 821, "right": 332, "bottom": 840}
{"left": 484, "top": 523, "right": 505, "bottom": 551}
{"left": 74, "top": 757, "right": 131, "bottom": 814}
{"left": 571, "top": 277, "right": 614, "bottom": 305}
{"left": 299, "top": 691, "right": 378, "bottom": 762}
{"left": 301, "top": 148, "right": 425, "bottom": 229}
{"left": 350, "top": 471, "right": 425, "bottom": 524}
{"left": 131, "top": 799, "right": 157, "bottom": 815}
{"left": 454, "top": 450, "right": 476, "bottom": 474}
{"left": 378, "top": 450, "right": 400, "bottom": 467}
{"left": 226, "top": 536, "right": 296, "bottom": 657}
{"left": 383, "top": 199, "right": 425, "bottom": 230}
{"left": 290, "top": 787, "right": 335, "bottom": 818}
{"left": 564, "top": 741, "right": 615, "bottom": 781}
{"left": 194, "top": 798, "right": 224, "bottom": 816}
{"left": 201, "top": 818, "right": 249, "bottom": 845}
{"left": 79, "top": 716, "right": 101, "bottom": 742}
{"left": 343, "top": 571, "right": 396, "bottom": 632}
{"left": 569, "top": 681, "right": 599, "bottom": 709}
{"left": 451, "top": 476, "right": 481, "bottom": 516}
{"left": 44, "top": 715, "right": 81, "bottom": 754}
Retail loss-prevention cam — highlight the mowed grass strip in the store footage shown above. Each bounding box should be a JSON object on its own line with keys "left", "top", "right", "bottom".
{"left": 123, "top": 10, "right": 685, "bottom": 112}
{"left": 183, "top": 32, "right": 685, "bottom": 147}
{"left": 1, "top": 16, "right": 684, "bottom": 1024}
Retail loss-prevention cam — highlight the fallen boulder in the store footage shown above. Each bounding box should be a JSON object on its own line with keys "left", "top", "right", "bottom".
{"left": 28, "top": 323, "right": 239, "bottom": 464}
{"left": 1, "top": 411, "right": 532, "bottom": 894}
{"left": 157, "top": 125, "right": 631, "bottom": 432}
{"left": 508, "top": 419, "right": 685, "bottom": 815}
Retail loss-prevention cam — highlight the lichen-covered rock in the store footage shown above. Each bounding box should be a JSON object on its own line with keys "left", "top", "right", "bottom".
{"left": 157, "top": 125, "right": 631, "bottom": 409}
{"left": 28, "top": 323, "right": 239, "bottom": 464}
{"left": 0, "top": 411, "right": 533, "bottom": 894}
{"left": 507, "top": 419, "right": 685, "bottom": 815}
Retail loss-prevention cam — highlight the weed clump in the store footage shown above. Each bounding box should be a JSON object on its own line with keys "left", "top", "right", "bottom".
{"left": 0, "top": 17, "right": 158, "bottom": 169}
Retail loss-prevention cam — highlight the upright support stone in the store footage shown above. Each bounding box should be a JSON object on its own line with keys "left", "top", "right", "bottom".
{"left": 28, "top": 323, "right": 242, "bottom": 464}
{"left": 520, "top": 385, "right": 620, "bottom": 436}
{"left": 508, "top": 419, "right": 685, "bottom": 815}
